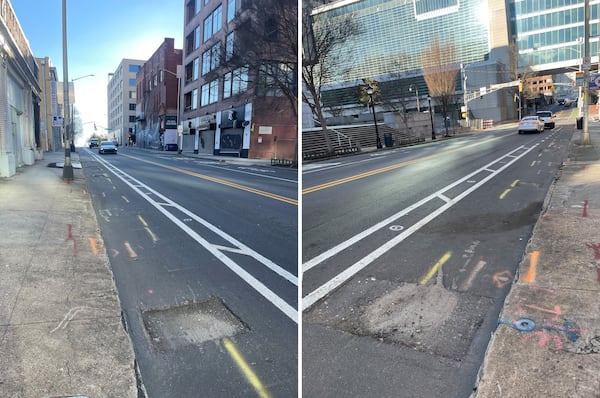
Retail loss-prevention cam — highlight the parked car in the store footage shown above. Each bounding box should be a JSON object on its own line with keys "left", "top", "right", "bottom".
{"left": 98, "top": 141, "right": 118, "bottom": 154}
{"left": 518, "top": 116, "right": 545, "bottom": 134}
{"left": 89, "top": 138, "right": 99, "bottom": 148}
{"left": 536, "top": 111, "right": 555, "bottom": 129}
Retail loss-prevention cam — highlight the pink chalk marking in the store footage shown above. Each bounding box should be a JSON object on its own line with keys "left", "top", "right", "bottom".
{"left": 586, "top": 243, "right": 600, "bottom": 260}
{"left": 583, "top": 200, "right": 588, "bottom": 217}
{"left": 522, "top": 304, "right": 561, "bottom": 322}
{"left": 524, "top": 331, "right": 563, "bottom": 350}
{"left": 597, "top": 268, "right": 600, "bottom": 284}
{"left": 67, "top": 224, "right": 77, "bottom": 256}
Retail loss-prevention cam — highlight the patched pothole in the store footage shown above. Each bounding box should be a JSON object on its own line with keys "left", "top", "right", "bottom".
{"left": 142, "top": 297, "right": 247, "bottom": 350}
{"left": 356, "top": 283, "right": 458, "bottom": 346}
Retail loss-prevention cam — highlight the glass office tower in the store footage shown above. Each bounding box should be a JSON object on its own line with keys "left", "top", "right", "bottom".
{"left": 509, "top": 0, "right": 600, "bottom": 72}
{"left": 313, "top": 0, "right": 491, "bottom": 84}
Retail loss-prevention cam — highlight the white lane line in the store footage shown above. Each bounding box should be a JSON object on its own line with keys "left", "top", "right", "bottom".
{"left": 303, "top": 145, "right": 531, "bottom": 273}
{"left": 302, "top": 144, "right": 538, "bottom": 310}
{"left": 88, "top": 150, "right": 297, "bottom": 323}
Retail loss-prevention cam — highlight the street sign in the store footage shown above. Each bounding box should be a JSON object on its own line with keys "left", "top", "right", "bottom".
{"left": 590, "top": 74, "right": 600, "bottom": 90}
{"left": 576, "top": 71, "right": 584, "bottom": 86}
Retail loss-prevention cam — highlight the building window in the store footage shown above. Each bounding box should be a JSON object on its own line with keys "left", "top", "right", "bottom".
{"left": 129, "top": 91, "right": 136, "bottom": 99}
{"left": 186, "top": 0, "right": 201, "bottom": 21}
{"left": 201, "top": 79, "right": 219, "bottom": 106}
{"left": 227, "top": 0, "right": 235, "bottom": 22}
{"left": 223, "top": 66, "right": 248, "bottom": 99}
{"left": 258, "top": 63, "right": 296, "bottom": 96}
{"left": 202, "top": 43, "right": 220, "bottom": 75}
{"left": 129, "top": 78, "right": 136, "bottom": 86}
{"left": 129, "top": 65, "right": 141, "bottom": 73}
{"left": 194, "top": 26, "right": 201, "bottom": 49}
{"left": 225, "top": 31, "right": 234, "bottom": 60}
{"left": 129, "top": 103, "right": 136, "bottom": 111}
{"left": 129, "top": 115, "right": 136, "bottom": 123}
{"left": 203, "top": 5, "right": 222, "bottom": 42}
{"left": 192, "top": 88, "right": 198, "bottom": 109}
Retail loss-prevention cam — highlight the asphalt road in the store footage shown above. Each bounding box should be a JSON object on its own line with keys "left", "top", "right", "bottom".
{"left": 79, "top": 147, "right": 298, "bottom": 397}
{"left": 302, "top": 121, "right": 574, "bottom": 397}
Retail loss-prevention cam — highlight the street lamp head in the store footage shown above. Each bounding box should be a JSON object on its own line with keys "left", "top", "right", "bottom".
{"left": 366, "top": 85, "right": 374, "bottom": 96}
{"left": 427, "top": 95, "right": 431, "bottom": 101}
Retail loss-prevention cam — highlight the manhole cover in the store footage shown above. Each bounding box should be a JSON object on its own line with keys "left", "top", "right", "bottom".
{"left": 142, "top": 297, "right": 247, "bottom": 350}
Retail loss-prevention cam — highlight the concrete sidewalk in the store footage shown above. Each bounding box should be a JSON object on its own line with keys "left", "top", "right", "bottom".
{"left": 474, "top": 122, "right": 600, "bottom": 397}
{"left": 0, "top": 151, "right": 138, "bottom": 397}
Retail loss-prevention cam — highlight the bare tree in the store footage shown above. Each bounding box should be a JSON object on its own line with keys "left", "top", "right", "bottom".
{"left": 302, "top": 1, "right": 361, "bottom": 150}
{"left": 221, "top": 0, "right": 298, "bottom": 116}
{"left": 420, "top": 38, "right": 459, "bottom": 136}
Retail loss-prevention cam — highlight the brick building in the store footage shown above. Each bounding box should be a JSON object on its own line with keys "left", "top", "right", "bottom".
{"left": 181, "top": 0, "right": 297, "bottom": 160}
{"left": 135, "top": 38, "right": 182, "bottom": 149}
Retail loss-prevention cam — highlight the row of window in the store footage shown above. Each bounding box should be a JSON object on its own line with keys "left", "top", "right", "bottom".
{"left": 184, "top": 66, "right": 249, "bottom": 111}
{"left": 185, "top": 0, "right": 236, "bottom": 54}
{"left": 511, "top": 0, "right": 587, "bottom": 16}
{"left": 517, "top": 25, "right": 599, "bottom": 50}
{"left": 185, "top": 31, "right": 235, "bottom": 85}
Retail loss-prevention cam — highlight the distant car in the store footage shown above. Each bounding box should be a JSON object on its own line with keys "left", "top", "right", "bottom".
{"left": 98, "top": 141, "right": 118, "bottom": 154}
{"left": 89, "top": 138, "right": 99, "bottom": 148}
{"left": 518, "top": 116, "right": 544, "bottom": 134}
{"left": 536, "top": 111, "right": 555, "bottom": 129}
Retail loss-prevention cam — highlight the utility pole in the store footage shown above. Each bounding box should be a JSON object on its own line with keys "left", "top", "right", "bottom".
{"left": 582, "top": 0, "right": 591, "bottom": 144}
{"left": 62, "top": 0, "right": 73, "bottom": 179}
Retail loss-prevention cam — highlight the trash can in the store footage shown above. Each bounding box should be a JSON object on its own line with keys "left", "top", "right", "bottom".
{"left": 577, "top": 117, "right": 583, "bottom": 129}
{"left": 384, "top": 133, "right": 394, "bottom": 148}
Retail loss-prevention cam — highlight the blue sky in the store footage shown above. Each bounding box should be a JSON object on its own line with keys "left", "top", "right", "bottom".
{"left": 12, "top": 0, "right": 183, "bottom": 138}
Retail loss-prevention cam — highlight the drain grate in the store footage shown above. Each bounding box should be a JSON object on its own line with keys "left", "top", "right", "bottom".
{"left": 142, "top": 297, "right": 247, "bottom": 350}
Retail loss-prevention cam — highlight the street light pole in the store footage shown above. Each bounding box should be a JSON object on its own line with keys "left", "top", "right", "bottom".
{"left": 367, "top": 85, "right": 382, "bottom": 149}
{"left": 582, "top": 0, "right": 591, "bottom": 144}
{"left": 427, "top": 95, "right": 436, "bottom": 140}
{"left": 61, "top": 0, "right": 73, "bottom": 180}
{"left": 409, "top": 84, "right": 420, "bottom": 112}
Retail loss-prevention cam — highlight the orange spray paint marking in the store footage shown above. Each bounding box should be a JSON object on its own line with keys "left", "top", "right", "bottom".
{"left": 88, "top": 238, "right": 104, "bottom": 255}
{"left": 124, "top": 241, "right": 137, "bottom": 258}
{"left": 493, "top": 270, "right": 513, "bottom": 288}
{"left": 522, "top": 251, "right": 539, "bottom": 283}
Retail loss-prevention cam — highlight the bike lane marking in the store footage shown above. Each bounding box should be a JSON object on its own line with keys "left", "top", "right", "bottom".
{"left": 303, "top": 143, "right": 539, "bottom": 310}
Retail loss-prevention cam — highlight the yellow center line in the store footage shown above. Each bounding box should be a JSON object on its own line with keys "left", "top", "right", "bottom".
{"left": 419, "top": 252, "right": 452, "bottom": 285}
{"left": 223, "top": 338, "right": 272, "bottom": 398}
{"left": 303, "top": 135, "right": 504, "bottom": 195}
{"left": 122, "top": 154, "right": 297, "bottom": 206}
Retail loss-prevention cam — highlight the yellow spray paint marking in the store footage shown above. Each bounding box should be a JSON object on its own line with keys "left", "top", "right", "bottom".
{"left": 223, "top": 338, "right": 272, "bottom": 398}
{"left": 88, "top": 238, "right": 104, "bottom": 255}
{"left": 124, "top": 241, "right": 137, "bottom": 258}
{"left": 522, "top": 250, "right": 539, "bottom": 283}
{"left": 499, "top": 189, "right": 511, "bottom": 199}
{"left": 500, "top": 180, "right": 519, "bottom": 199}
{"left": 419, "top": 252, "right": 452, "bottom": 285}
{"left": 137, "top": 215, "right": 158, "bottom": 243}
{"left": 530, "top": 160, "right": 538, "bottom": 167}
{"left": 121, "top": 154, "right": 297, "bottom": 206}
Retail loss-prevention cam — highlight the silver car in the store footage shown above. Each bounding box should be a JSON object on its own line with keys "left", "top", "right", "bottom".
{"left": 98, "top": 141, "right": 118, "bottom": 154}
{"left": 518, "top": 116, "right": 544, "bottom": 134}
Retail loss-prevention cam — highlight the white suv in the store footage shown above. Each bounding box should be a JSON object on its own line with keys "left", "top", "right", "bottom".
{"left": 536, "top": 111, "right": 555, "bottom": 129}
